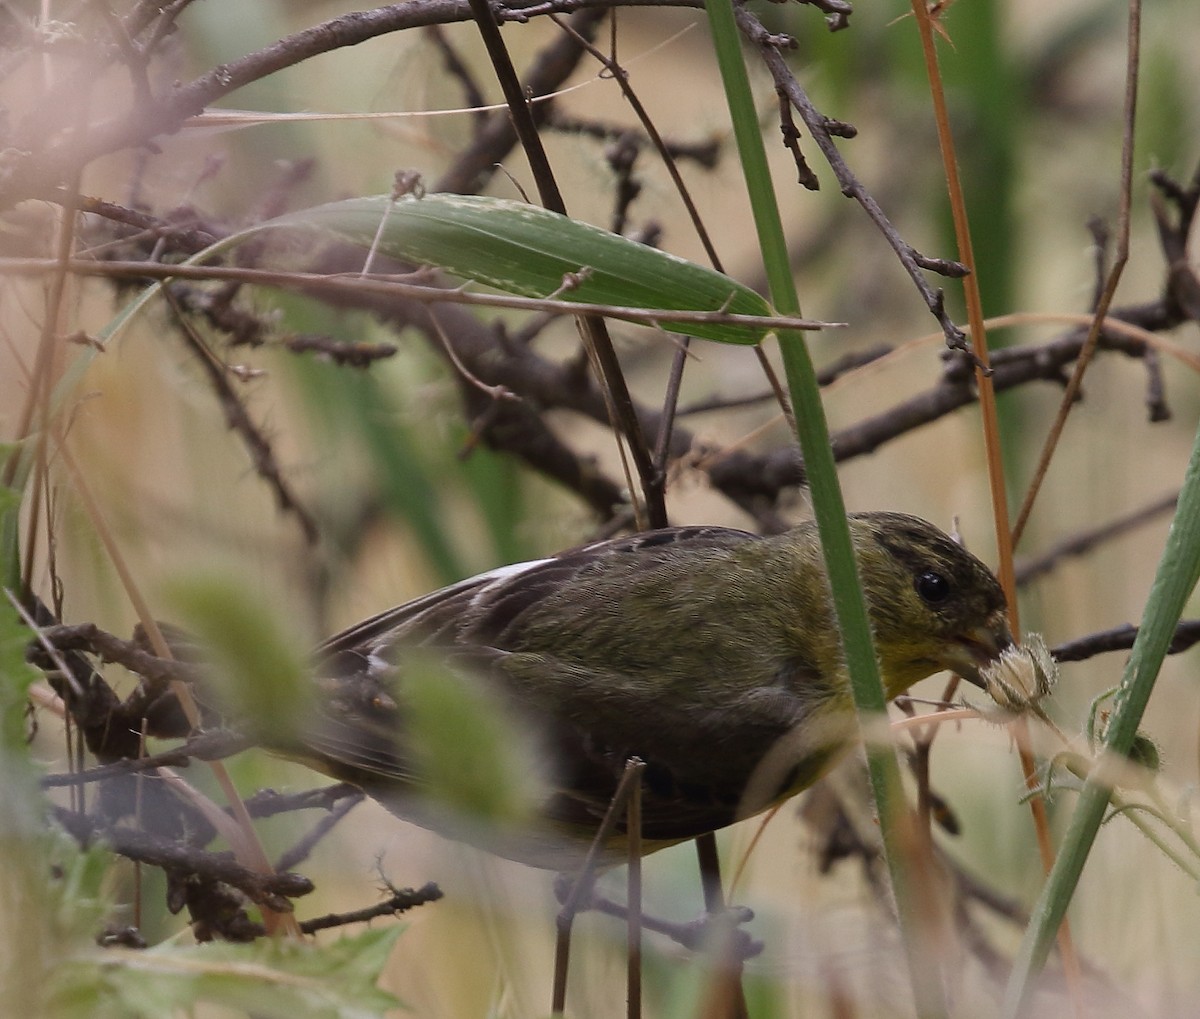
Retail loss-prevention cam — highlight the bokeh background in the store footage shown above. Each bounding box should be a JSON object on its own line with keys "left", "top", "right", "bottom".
{"left": 3, "top": 0, "right": 1200, "bottom": 1015}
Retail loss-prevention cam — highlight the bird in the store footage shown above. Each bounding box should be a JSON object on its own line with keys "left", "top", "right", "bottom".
{"left": 279, "top": 512, "right": 1012, "bottom": 870}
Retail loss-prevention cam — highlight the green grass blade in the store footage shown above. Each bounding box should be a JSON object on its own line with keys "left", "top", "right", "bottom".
{"left": 273, "top": 193, "right": 774, "bottom": 344}
{"left": 1002, "top": 416, "right": 1200, "bottom": 1017}
{"left": 703, "top": 1, "right": 946, "bottom": 1014}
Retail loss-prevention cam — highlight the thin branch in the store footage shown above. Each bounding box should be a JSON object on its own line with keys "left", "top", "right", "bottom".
{"left": 736, "top": 7, "right": 973, "bottom": 356}
{"left": 39, "top": 731, "right": 248, "bottom": 786}
{"left": 300, "top": 882, "right": 443, "bottom": 934}
{"left": 162, "top": 287, "right": 321, "bottom": 546}
{"left": 1051, "top": 620, "right": 1200, "bottom": 664}
{"left": 1015, "top": 491, "right": 1179, "bottom": 587}
{"left": 0, "top": 0, "right": 704, "bottom": 210}
{"left": 1010, "top": 0, "right": 1142, "bottom": 547}
{"left": 467, "top": 0, "right": 665, "bottom": 527}
{"left": 0, "top": 257, "right": 834, "bottom": 335}
{"left": 275, "top": 792, "right": 365, "bottom": 872}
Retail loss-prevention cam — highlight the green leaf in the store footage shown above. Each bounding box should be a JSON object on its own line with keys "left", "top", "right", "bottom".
{"left": 163, "top": 575, "right": 313, "bottom": 743}
{"left": 273, "top": 193, "right": 775, "bottom": 344}
{"left": 706, "top": 0, "right": 945, "bottom": 1015}
{"left": 0, "top": 541, "right": 37, "bottom": 755}
{"left": 59, "top": 193, "right": 774, "bottom": 473}
{"left": 0, "top": 441, "right": 27, "bottom": 595}
{"left": 46, "top": 925, "right": 407, "bottom": 1019}
{"left": 403, "top": 650, "right": 543, "bottom": 827}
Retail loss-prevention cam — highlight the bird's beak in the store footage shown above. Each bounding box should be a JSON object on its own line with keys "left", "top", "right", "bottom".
{"left": 948, "top": 610, "right": 1015, "bottom": 689}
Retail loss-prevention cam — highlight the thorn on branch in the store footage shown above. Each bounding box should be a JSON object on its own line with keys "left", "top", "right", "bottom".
{"left": 924, "top": 288, "right": 984, "bottom": 370}
{"left": 777, "top": 91, "right": 818, "bottom": 191}
{"left": 1148, "top": 166, "right": 1197, "bottom": 213}
{"left": 283, "top": 333, "right": 398, "bottom": 367}
{"left": 391, "top": 168, "right": 425, "bottom": 200}
{"left": 1087, "top": 216, "right": 1111, "bottom": 312}
{"left": 1149, "top": 163, "right": 1200, "bottom": 325}
{"left": 548, "top": 266, "right": 594, "bottom": 299}
{"left": 798, "top": 0, "right": 854, "bottom": 32}
{"left": 822, "top": 116, "right": 857, "bottom": 139}
{"left": 911, "top": 250, "right": 970, "bottom": 279}
{"left": 1142, "top": 347, "right": 1171, "bottom": 422}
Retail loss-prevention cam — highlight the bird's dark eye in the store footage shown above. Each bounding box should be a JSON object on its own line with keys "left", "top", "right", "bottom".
{"left": 915, "top": 570, "right": 951, "bottom": 604}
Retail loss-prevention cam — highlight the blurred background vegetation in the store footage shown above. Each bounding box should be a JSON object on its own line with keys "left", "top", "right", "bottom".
{"left": 2, "top": 0, "right": 1200, "bottom": 1016}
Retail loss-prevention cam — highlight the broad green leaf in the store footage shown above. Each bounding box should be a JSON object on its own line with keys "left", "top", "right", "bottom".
{"left": 55, "top": 192, "right": 777, "bottom": 451}
{"left": 274, "top": 193, "right": 775, "bottom": 344}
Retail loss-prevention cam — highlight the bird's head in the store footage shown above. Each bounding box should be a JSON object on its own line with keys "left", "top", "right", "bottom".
{"left": 849, "top": 513, "right": 1013, "bottom": 697}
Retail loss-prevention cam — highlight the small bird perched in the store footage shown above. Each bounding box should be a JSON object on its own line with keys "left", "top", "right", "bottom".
{"left": 291, "top": 512, "right": 1011, "bottom": 869}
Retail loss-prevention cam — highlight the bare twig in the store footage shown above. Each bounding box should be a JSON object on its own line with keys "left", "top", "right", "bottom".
{"left": 1051, "top": 620, "right": 1200, "bottom": 664}
{"left": 736, "top": 7, "right": 973, "bottom": 356}
{"left": 300, "top": 881, "right": 443, "bottom": 934}
{"left": 1015, "top": 491, "right": 1179, "bottom": 586}
{"left": 1011, "top": 1, "right": 1143, "bottom": 547}
{"left": 553, "top": 758, "right": 646, "bottom": 1015}
{"left": 162, "top": 287, "right": 321, "bottom": 545}
{"left": 275, "top": 793, "right": 366, "bottom": 872}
